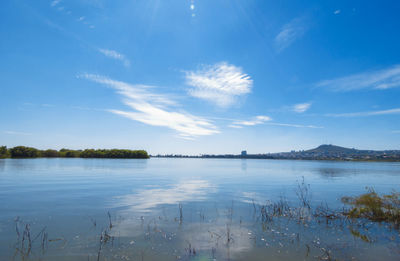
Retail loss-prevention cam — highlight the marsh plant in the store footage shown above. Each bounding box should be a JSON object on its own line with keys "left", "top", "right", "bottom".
{"left": 342, "top": 188, "right": 400, "bottom": 226}
{"left": 13, "top": 217, "right": 50, "bottom": 260}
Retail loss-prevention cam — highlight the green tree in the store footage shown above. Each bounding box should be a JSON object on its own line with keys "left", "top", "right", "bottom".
{"left": 42, "top": 149, "right": 59, "bottom": 157}
{"left": 2, "top": 146, "right": 149, "bottom": 159}
{"left": 59, "top": 149, "right": 81, "bottom": 158}
{"left": 9, "top": 146, "right": 41, "bottom": 158}
{"left": 0, "top": 146, "right": 10, "bottom": 158}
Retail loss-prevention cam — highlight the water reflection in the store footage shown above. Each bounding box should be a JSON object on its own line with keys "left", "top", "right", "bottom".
{"left": 315, "top": 167, "right": 358, "bottom": 178}
{"left": 114, "top": 180, "right": 216, "bottom": 213}
{"left": 0, "top": 158, "right": 41, "bottom": 171}
{"left": 180, "top": 218, "right": 254, "bottom": 255}
{"left": 312, "top": 161, "right": 400, "bottom": 179}
{"left": 241, "top": 159, "right": 247, "bottom": 171}
{"left": 0, "top": 159, "right": 5, "bottom": 172}
{"left": 0, "top": 158, "right": 148, "bottom": 173}
{"left": 81, "top": 158, "right": 148, "bottom": 171}
{"left": 241, "top": 191, "right": 269, "bottom": 205}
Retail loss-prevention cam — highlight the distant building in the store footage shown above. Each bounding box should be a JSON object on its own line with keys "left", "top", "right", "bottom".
{"left": 241, "top": 150, "right": 247, "bottom": 156}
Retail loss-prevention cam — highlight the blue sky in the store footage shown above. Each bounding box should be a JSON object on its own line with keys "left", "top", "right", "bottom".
{"left": 1, "top": 0, "right": 400, "bottom": 154}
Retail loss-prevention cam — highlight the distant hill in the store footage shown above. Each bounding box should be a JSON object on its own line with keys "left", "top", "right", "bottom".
{"left": 306, "top": 144, "right": 357, "bottom": 154}
{"left": 304, "top": 144, "right": 400, "bottom": 155}
{"left": 271, "top": 144, "right": 400, "bottom": 161}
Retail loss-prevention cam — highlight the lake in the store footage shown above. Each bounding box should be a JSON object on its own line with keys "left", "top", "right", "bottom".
{"left": 0, "top": 158, "right": 399, "bottom": 260}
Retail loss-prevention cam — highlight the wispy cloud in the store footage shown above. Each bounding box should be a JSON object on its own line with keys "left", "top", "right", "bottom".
{"left": 185, "top": 62, "right": 253, "bottom": 107}
{"left": 19, "top": 102, "right": 54, "bottom": 108}
{"left": 3, "top": 130, "right": 32, "bottom": 136}
{"left": 292, "top": 102, "right": 312, "bottom": 113}
{"left": 265, "top": 122, "right": 323, "bottom": 129}
{"left": 50, "top": 0, "right": 61, "bottom": 7}
{"left": 48, "top": 1, "right": 95, "bottom": 29}
{"left": 98, "top": 48, "right": 131, "bottom": 67}
{"left": 80, "top": 74, "right": 219, "bottom": 138}
{"left": 229, "top": 115, "right": 271, "bottom": 128}
{"left": 229, "top": 115, "right": 322, "bottom": 129}
{"left": 334, "top": 9, "right": 341, "bottom": 15}
{"left": 327, "top": 108, "right": 400, "bottom": 117}
{"left": 274, "top": 17, "right": 307, "bottom": 53}
{"left": 317, "top": 65, "right": 400, "bottom": 91}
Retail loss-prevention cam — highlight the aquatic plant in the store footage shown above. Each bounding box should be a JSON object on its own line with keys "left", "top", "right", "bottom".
{"left": 13, "top": 217, "right": 50, "bottom": 260}
{"left": 342, "top": 189, "right": 400, "bottom": 226}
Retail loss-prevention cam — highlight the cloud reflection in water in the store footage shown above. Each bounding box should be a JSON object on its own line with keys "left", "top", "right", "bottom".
{"left": 113, "top": 180, "right": 215, "bottom": 213}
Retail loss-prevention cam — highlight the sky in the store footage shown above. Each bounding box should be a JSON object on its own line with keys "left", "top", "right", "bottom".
{"left": 1, "top": 0, "right": 400, "bottom": 155}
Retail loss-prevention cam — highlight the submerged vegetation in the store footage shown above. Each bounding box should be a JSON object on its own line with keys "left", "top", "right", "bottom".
{"left": 342, "top": 189, "right": 400, "bottom": 225}
{"left": 0, "top": 146, "right": 149, "bottom": 159}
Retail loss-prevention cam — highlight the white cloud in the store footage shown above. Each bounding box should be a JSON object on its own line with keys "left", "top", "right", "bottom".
{"left": 98, "top": 48, "right": 131, "bottom": 67}
{"left": 334, "top": 9, "right": 341, "bottom": 15}
{"left": 326, "top": 108, "right": 400, "bottom": 117}
{"left": 274, "top": 17, "right": 307, "bottom": 52}
{"left": 317, "top": 65, "right": 400, "bottom": 91}
{"left": 185, "top": 62, "right": 253, "bottom": 107}
{"left": 3, "top": 130, "right": 32, "bottom": 136}
{"left": 292, "top": 102, "right": 312, "bottom": 113}
{"left": 229, "top": 115, "right": 322, "bottom": 129}
{"left": 50, "top": 0, "right": 61, "bottom": 7}
{"left": 77, "top": 16, "right": 85, "bottom": 21}
{"left": 229, "top": 115, "right": 272, "bottom": 128}
{"left": 80, "top": 74, "right": 219, "bottom": 138}
{"left": 265, "top": 122, "right": 323, "bottom": 129}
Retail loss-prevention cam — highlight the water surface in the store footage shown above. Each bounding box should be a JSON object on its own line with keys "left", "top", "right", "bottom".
{"left": 0, "top": 158, "right": 399, "bottom": 260}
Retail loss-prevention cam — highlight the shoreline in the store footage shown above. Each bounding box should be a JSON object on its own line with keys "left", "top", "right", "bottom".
{"left": 150, "top": 156, "right": 400, "bottom": 162}
{"left": 2, "top": 157, "right": 399, "bottom": 163}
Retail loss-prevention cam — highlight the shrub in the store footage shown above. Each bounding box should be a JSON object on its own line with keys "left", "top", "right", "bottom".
{"left": 9, "top": 146, "right": 41, "bottom": 158}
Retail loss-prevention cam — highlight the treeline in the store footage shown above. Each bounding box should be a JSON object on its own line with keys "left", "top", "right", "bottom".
{"left": 0, "top": 146, "right": 149, "bottom": 159}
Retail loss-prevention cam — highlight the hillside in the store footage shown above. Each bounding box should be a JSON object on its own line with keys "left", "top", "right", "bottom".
{"left": 272, "top": 144, "right": 400, "bottom": 161}
{"left": 306, "top": 144, "right": 357, "bottom": 154}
